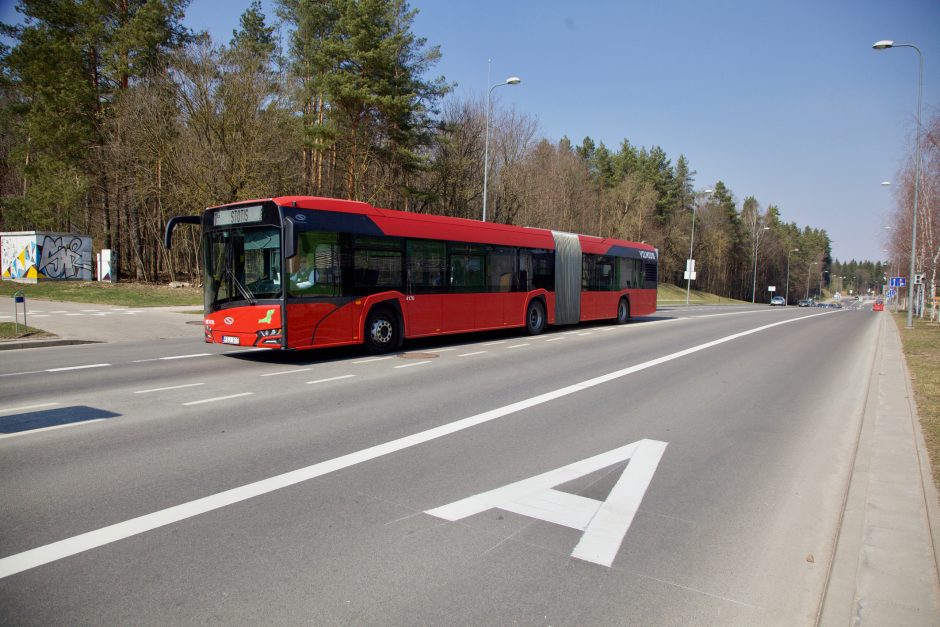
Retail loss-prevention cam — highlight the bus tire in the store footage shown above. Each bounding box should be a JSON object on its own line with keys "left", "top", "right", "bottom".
{"left": 365, "top": 306, "right": 400, "bottom": 353}
{"left": 616, "top": 297, "right": 630, "bottom": 324}
{"left": 526, "top": 299, "right": 546, "bottom": 335}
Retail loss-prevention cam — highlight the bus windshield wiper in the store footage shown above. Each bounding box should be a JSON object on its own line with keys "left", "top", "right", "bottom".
{"left": 224, "top": 267, "right": 256, "bottom": 305}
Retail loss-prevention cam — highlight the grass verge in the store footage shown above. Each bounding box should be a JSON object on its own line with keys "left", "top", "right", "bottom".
{"left": 0, "top": 280, "right": 201, "bottom": 307}
{"left": 892, "top": 312, "right": 940, "bottom": 486}
{"left": 0, "top": 322, "right": 56, "bottom": 340}
{"left": 657, "top": 283, "right": 749, "bottom": 305}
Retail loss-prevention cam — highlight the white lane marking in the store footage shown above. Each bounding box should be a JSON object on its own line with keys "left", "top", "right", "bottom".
{"left": 65, "top": 313, "right": 84, "bottom": 317}
{"left": 545, "top": 337, "right": 565, "bottom": 342}
{"left": 182, "top": 392, "right": 254, "bottom": 406}
{"left": 507, "top": 344, "right": 530, "bottom": 349}
{"left": 0, "top": 402, "right": 59, "bottom": 415}
{"left": 260, "top": 368, "right": 314, "bottom": 377}
{"left": 134, "top": 383, "right": 205, "bottom": 394}
{"left": 0, "top": 310, "right": 835, "bottom": 579}
{"left": 29, "top": 314, "right": 49, "bottom": 318}
{"left": 159, "top": 353, "right": 211, "bottom": 361}
{"left": 483, "top": 341, "right": 507, "bottom": 346}
{"left": 0, "top": 370, "right": 45, "bottom": 378}
{"left": 0, "top": 420, "right": 107, "bottom": 440}
{"left": 394, "top": 360, "right": 432, "bottom": 369}
{"left": 457, "top": 351, "right": 487, "bottom": 357}
{"left": 433, "top": 348, "right": 457, "bottom": 353}
{"left": 571, "top": 439, "right": 668, "bottom": 566}
{"left": 45, "top": 364, "right": 111, "bottom": 373}
{"left": 577, "top": 332, "right": 594, "bottom": 336}
{"left": 80, "top": 310, "right": 103, "bottom": 313}
{"left": 352, "top": 356, "right": 394, "bottom": 364}
{"left": 427, "top": 439, "right": 667, "bottom": 568}
{"left": 306, "top": 375, "right": 356, "bottom": 384}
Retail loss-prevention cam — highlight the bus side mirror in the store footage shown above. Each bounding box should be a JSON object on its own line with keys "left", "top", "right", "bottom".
{"left": 164, "top": 215, "right": 201, "bottom": 250}
{"left": 283, "top": 217, "right": 297, "bottom": 260}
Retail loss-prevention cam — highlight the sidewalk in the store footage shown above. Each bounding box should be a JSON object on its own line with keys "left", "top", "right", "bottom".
{"left": 0, "top": 299, "right": 202, "bottom": 349}
{"left": 819, "top": 313, "right": 940, "bottom": 624}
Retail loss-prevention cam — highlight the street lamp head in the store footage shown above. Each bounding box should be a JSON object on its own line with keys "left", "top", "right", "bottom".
{"left": 704, "top": 189, "right": 713, "bottom": 194}
{"left": 792, "top": 248, "right": 799, "bottom": 252}
{"left": 881, "top": 181, "right": 891, "bottom": 186}
{"left": 505, "top": 76, "right": 521, "bottom": 85}
{"left": 873, "top": 40, "right": 894, "bottom": 50}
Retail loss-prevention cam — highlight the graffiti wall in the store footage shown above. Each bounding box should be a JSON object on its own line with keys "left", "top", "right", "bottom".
{"left": 1, "top": 232, "right": 93, "bottom": 281}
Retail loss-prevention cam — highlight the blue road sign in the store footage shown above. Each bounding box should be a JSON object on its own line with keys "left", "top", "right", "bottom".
{"left": 887, "top": 288, "right": 897, "bottom": 297}
{"left": 890, "top": 277, "right": 907, "bottom": 287}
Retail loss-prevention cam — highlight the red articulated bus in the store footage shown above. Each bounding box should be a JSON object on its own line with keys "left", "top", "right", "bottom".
{"left": 164, "top": 196, "right": 658, "bottom": 352}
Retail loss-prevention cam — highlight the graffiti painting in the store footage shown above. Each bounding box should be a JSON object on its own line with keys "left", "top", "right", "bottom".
{"left": 1, "top": 232, "right": 93, "bottom": 281}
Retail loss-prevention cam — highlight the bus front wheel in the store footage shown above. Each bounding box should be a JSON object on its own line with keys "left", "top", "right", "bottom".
{"left": 365, "top": 307, "right": 400, "bottom": 353}
{"left": 526, "top": 300, "right": 546, "bottom": 335}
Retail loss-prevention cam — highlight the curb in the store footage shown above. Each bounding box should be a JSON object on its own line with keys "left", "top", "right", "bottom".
{"left": 0, "top": 338, "right": 99, "bottom": 351}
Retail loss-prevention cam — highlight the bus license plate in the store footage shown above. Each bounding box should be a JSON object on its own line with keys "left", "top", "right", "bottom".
{"left": 222, "top": 336, "right": 240, "bottom": 345}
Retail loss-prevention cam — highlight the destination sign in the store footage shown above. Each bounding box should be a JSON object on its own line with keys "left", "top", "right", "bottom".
{"left": 214, "top": 205, "right": 263, "bottom": 226}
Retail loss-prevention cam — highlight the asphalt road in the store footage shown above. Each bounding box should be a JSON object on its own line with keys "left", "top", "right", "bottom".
{"left": 0, "top": 305, "right": 883, "bottom": 625}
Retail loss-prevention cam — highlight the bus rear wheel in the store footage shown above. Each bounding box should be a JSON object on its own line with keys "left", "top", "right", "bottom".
{"left": 526, "top": 300, "right": 546, "bottom": 335}
{"left": 616, "top": 298, "right": 630, "bottom": 324}
{"left": 365, "top": 307, "right": 400, "bottom": 353}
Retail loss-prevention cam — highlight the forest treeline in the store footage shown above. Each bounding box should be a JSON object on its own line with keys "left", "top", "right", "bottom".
{"left": 2, "top": 0, "right": 913, "bottom": 302}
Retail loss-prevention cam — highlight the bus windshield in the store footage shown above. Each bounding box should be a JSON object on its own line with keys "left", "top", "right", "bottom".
{"left": 205, "top": 226, "right": 281, "bottom": 311}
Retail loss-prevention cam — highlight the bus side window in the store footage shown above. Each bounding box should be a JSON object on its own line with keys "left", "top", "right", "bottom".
{"left": 518, "top": 249, "right": 533, "bottom": 292}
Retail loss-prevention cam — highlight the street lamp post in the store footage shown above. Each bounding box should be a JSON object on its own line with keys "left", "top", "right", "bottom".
{"left": 751, "top": 226, "right": 770, "bottom": 304}
{"left": 685, "top": 188, "right": 713, "bottom": 305}
{"left": 482, "top": 76, "right": 521, "bottom": 222}
{"left": 785, "top": 248, "right": 799, "bottom": 304}
{"left": 873, "top": 40, "right": 923, "bottom": 328}
{"left": 805, "top": 262, "right": 818, "bottom": 300}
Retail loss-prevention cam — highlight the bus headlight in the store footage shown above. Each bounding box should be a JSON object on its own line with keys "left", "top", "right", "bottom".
{"left": 257, "top": 328, "right": 281, "bottom": 337}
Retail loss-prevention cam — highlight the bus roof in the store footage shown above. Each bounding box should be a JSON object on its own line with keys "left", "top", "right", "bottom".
{"left": 242, "top": 195, "right": 657, "bottom": 256}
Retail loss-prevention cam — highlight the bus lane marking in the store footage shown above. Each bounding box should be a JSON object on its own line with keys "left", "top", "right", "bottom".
{"left": 426, "top": 438, "right": 667, "bottom": 568}
{"left": 0, "top": 310, "right": 837, "bottom": 580}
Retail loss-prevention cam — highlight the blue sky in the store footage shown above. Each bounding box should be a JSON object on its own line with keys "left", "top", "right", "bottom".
{"left": 3, "top": 0, "right": 938, "bottom": 263}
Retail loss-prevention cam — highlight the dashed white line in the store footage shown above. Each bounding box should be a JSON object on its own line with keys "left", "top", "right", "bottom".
{"left": 457, "top": 351, "right": 487, "bottom": 357}
{"left": 134, "top": 383, "right": 205, "bottom": 394}
{"left": 306, "top": 375, "right": 356, "bottom": 385}
{"left": 0, "top": 420, "right": 107, "bottom": 440}
{"left": 482, "top": 341, "right": 507, "bottom": 346}
{"left": 352, "top": 356, "right": 394, "bottom": 364}
{"left": 159, "top": 353, "right": 211, "bottom": 361}
{"left": 0, "top": 402, "right": 59, "bottom": 415}
{"left": 182, "top": 392, "right": 254, "bottom": 406}
{"left": 45, "top": 364, "right": 111, "bottom": 372}
{"left": 260, "top": 368, "right": 314, "bottom": 377}
{"left": 507, "top": 343, "right": 530, "bottom": 349}
{"left": 394, "top": 361, "right": 432, "bottom": 369}
{"left": 546, "top": 337, "right": 566, "bottom": 342}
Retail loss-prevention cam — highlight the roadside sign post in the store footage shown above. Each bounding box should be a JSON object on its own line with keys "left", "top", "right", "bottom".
{"left": 13, "top": 290, "right": 26, "bottom": 336}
